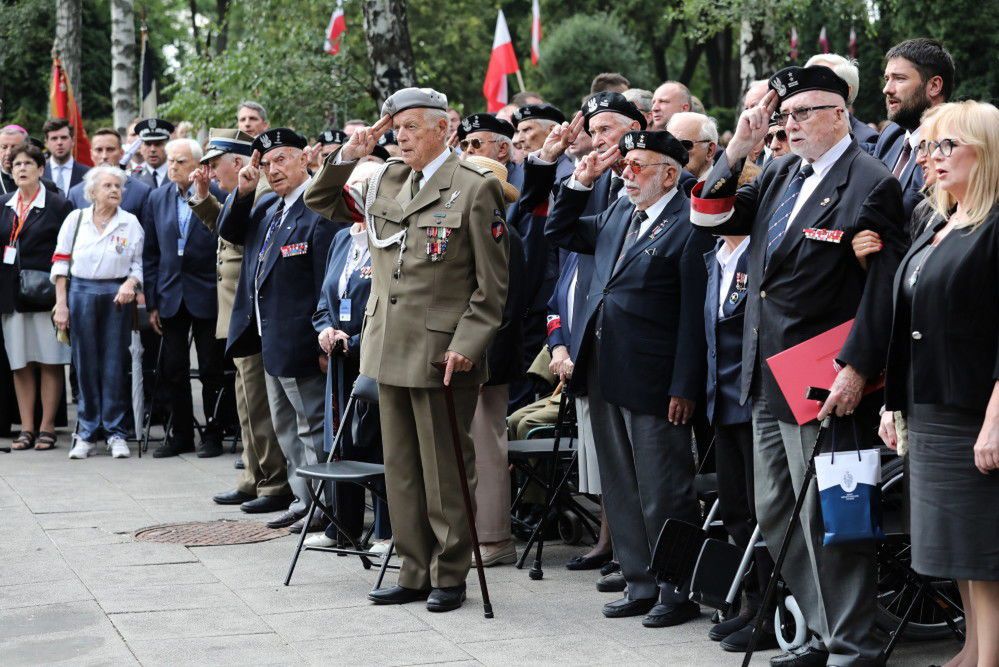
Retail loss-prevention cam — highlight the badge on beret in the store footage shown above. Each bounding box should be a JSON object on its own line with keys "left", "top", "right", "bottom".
{"left": 461, "top": 118, "right": 472, "bottom": 132}
{"left": 261, "top": 134, "right": 272, "bottom": 149}
{"left": 624, "top": 134, "right": 635, "bottom": 150}
{"left": 587, "top": 97, "right": 599, "bottom": 113}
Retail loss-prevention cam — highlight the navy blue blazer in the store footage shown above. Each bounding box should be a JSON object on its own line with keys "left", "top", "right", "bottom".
{"left": 44, "top": 161, "right": 89, "bottom": 193}
{"left": 546, "top": 186, "right": 713, "bottom": 416}
{"left": 507, "top": 160, "right": 525, "bottom": 194}
{"left": 68, "top": 174, "right": 151, "bottom": 222}
{"left": 219, "top": 188, "right": 342, "bottom": 378}
{"left": 546, "top": 251, "right": 579, "bottom": 353}
{"left": 704, "top": 242, "right": 752, "bottom": 426}
{"left": 141, "top": 181, "right": 224, "bottom": 320}
{"left": 873, "top": 122, "right": 924, "bottom": 224}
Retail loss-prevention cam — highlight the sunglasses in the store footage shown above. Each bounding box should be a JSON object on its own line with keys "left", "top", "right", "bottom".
{"left": 679, "top": 139, "right": 712, "bottom": 151}
{"left": 620, "top": 159, "right": 669, "bottom": 175}
{"left": 765, "top": 129, "right": 787, "bottom": 146}
{"left": 773, "top": 105, "right": 840, "bottom": 126}
{"left": 459, "top": 138, "right": 501, "bottom": 151}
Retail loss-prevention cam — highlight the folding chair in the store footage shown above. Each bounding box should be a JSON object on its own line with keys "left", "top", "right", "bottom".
{"left": 283, "top": 374, "right": 397, "bottom": 590}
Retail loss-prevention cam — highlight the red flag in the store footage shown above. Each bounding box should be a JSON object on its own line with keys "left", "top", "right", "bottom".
{"left": 48, "top": 55, "right": 92, "bottom": 167}
{"left": 482, "top": 10, "right": 520, "bottom": 112}
{"left": 818, "top": 26, "right": 830, "bottom": 54}
{"left": 789, "top": 26, "right": 799, "bottom": 61}
{"left": 848, "top": 26, "right": 858, "bottom": 59}
{"left": 324, "top": 0, "right": 346, "bottom": 56}
{"left": 530, "top": 0, "right": 542, "bottom": 66}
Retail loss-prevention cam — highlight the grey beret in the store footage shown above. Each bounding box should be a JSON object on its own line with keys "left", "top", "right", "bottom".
{"left": 381, "top": 87, "right": 448, "bottom": 117}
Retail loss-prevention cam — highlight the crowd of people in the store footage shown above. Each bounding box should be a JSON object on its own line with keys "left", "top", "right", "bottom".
{"left": 0, "top": 34, "right": 996, "bottom": 667}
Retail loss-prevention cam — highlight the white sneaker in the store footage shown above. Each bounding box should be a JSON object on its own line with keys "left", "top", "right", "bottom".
{"left": 369, "top": 541, "right": 391, "bottom": 556}
{"left": 304, "top": 533, "right": 336, "bottom": 548}
{"left": 108, "top": 437, "right": 131, "bottom": 459}
{"left": 68, "top": 437, "right": 94, "bottom": 459}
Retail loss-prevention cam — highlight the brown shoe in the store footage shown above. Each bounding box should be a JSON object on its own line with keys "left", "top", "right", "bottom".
{"left": 475, "top": 540, "right": 517, "bottom": 567}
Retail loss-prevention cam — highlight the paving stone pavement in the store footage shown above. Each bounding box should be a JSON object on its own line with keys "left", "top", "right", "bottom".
{"left": 0, "top": 443, "right": 959, "bottom": 666}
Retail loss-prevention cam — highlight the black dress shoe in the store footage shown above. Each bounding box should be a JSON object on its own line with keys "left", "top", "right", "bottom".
{"left": 234, "top": 458, "right": 245, "bottom": 470}
{"left": 642, "top": 600, "right": 700, "bottom": 628}
{"left": 367, "top": 585, "right": 431, "bottom": 605}
{"left": 599, "top": 560, "right": 621, "bottom": 576}
{"left": 241, "top": 494, "right": 294, "bottom": 514}
{"left": 266, "top": 509, "right": 304, "bottom": 529}
{"left": 602, "top": 596, "right": 657, "bottom": 618}
{"left": 289, "top": 512, "right": 330, "bottom": 534}
{"left": 720, "top": 624, "right": 779, "bottom": 652}
{"left": 152, "top": 439, "right": 195, "bottom": 458}
{"left": 770, "top": 648, "right": 830, "bottom": 667}
{"left": 596, "top": 571, "right": 626, "bottom": 592}
{"left": 196, "top": 441, "right": 223, "bottom": 458}
{"left": 426, "top": 585, "right": 466, "bottom": 612}
{"left": 213, "top": 490, "right": 255, "bottom": 505}
{"left": 566, "top": 551, "right": 613, "bottom": 571}
{"left": 708, "top": 609, "right": 753, "bottom": 641}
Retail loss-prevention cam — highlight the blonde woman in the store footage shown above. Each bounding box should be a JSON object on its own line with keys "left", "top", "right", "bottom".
{"left": 880, "top": 101, "right": 999, "bottom": 667}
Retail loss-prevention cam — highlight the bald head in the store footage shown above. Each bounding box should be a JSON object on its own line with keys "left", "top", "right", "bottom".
{"left": 651, "top": 82, "right": 692, "bottom": 130}
{"left": 743, "top": 80, "right": 769, "bottom": 110}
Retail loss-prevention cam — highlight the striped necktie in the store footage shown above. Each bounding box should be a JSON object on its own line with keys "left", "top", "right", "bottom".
{"left": 614, "top": 209, "right": 647, "bottom": 273}
{"left": 764, "top": 163, "right": 813, "bottom": 264}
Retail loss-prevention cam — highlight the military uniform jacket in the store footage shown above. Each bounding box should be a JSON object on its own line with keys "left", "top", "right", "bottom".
{"left": 546, "top": 185, "right": 713, "bottom": 417}
{"left": 690, "top": 142, "right": 906, "bottom": 423}
{"left": 303, "top": 150, "right": 510, "bottom": 389}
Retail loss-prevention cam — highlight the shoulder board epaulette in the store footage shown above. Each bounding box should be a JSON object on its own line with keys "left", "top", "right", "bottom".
{"left": 457, "top": 161, "right": 492, "bottom": 177}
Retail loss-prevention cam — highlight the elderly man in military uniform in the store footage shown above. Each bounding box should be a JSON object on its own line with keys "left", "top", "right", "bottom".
{"left": 304, "top": 87, "right": 509, "bottom": 613}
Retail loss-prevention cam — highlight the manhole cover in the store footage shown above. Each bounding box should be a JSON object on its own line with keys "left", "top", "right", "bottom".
{"left": 134, "top": 520, "right": 288, "bottom": 546}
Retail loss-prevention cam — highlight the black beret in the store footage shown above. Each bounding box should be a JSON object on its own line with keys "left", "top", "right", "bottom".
{"left": 511, "top": 104, "right": 565, "bottom": 128}
{"left": 251, "top": 128, "right": 308, "bottom": 155}
{"left": 457, "top": 113, "right": 515, "bottom": 140}
{"left": 618, "top": 131, "right": 688, "bottom": 167}
{"left": 378, "top": 130, "right": 398, "bottom": 146}
{"left": 768, "top": 65, "right": 849, "bottom": 103}
{"left": 27, "top": 136, "right": 45, "bottom": 150}
{"left": 318, "top": 129, "right": 348, "bottom": 145}
{"left": 582, "top": 92, "right": 647, "bottom": 133}
{"left": 371, "top": 145, "right": 390, "bottom": 161}
{"left": 135, "top": 118, "right": 174, "bottom": 142}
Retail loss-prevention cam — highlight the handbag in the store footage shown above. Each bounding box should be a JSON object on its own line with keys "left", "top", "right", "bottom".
{"left": 16, "top": 267, "right": 56, "bottom": 311}
{"left": 815, "top": 416, "right": 886, "bottom": 546}
{"left": 52, "top": 210, "right": 84, "bottom": 345}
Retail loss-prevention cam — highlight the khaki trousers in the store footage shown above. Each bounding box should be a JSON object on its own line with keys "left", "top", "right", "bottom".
{"left": 233, "top": 353, "right": 290, "bottom": 497}
{"left": 379, "top": 383, "right": 478, "bottom": 590}
{"left": 470, "top": 384, "right": 511, "bottom": 543}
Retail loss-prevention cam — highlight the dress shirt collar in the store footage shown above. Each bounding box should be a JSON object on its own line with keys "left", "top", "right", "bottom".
{"left": 281, "top": 178, "right": 311, "bottom": 213}
{"left": 49, "top": 156, "right": 74, "bottom": 173}
{"left": 906, "top": 127, "right": 921, "bottom": 150}
{"left": 806, "top": 133, "right": 853, "bottom": 178}
{"left": 416, "top": 148, "right": 452, "bottom": 187}
{"left": 350, "top": 223, "right": 368, "bottom": 250}
{"left": 715, "top": 236, "right": 750, "bottom": 270}
{"left": 4, "top": 184, "right": 46, "bottom": 211}
{"left": 638, "top": 186, "right": 679, "bottom": 226}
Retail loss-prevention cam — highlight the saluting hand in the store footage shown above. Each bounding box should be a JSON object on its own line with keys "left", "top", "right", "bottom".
{"left": 302, "top": 142, "right": 322, "bottom": 167}
{"left": 539, "top": 111, "right": 585, "bottom": 163}
{"left": 726, "top": 89, "right": 779, "bottom": 165}
{"left": 341, "top": 115, "right": 393, "bottom": 162}
{"left": 447, "top": 129, "right": 460, "bottom": 150}
{"left": 190, "top": 164, "right": 211, "bottom": 201}
{"left": 573, "top": 145, "right": 620, "bottom": 188}
{"left": 237, "top": 150, "right": 261, "bottom": 196}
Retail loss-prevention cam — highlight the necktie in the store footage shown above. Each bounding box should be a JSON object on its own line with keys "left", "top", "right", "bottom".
{"left": 614, "top": 209, "right": 647, "bottom": 273}
{"left": 764, "top": 163, "right": 813, "bottom": 264}
{"left": 58, "top": 166, "right": 69, "bottom": 195}
{"left": 609, "top": 176, "right": 624, "bottom": 201}
{"left": 256, "top": 199, "right": 286, "bottom": 282}
{"left": 410, "top": 170, "right": 423, "bottom": 200}
{"left": 152, "top": 170, "right": 159, "bottom": 188}
{"left": 892, "top": 141, "right": 913, "bottom": 179}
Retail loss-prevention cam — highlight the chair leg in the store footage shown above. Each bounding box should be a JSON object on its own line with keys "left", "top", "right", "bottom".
{"left": 373, "top": 539, "right": 395, "bottom": 591}
{"left": 284, "top": 480, "right": 325, "bottom": 586}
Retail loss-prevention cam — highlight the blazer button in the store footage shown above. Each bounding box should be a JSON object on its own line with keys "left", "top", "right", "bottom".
{"left": 911, "top": 331, "right": 922, "bottom": 340}
{"left": 390, "top": 296, "right": 398, "bottom": 304}
{"left": 760, "top": 290, "right": 767, "bottom": 299}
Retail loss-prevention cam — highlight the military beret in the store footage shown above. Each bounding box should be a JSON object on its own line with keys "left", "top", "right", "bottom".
{"left": 582, "top": 92, "right": 647, "bottom": 133}
{"left": 371, "top": 145, "right": 390, "bottom": 161}
{"left": 768, "top": 65, "right": 849, "bottom": 103}
{"left": 251, "top": 127, "right": 308, "bottom": 155}
{"left": 135, "top": 118, "right": 174, "bottom": 142}
{"left": 26, "top": 136, "right": 45, "bottom": 150}
{"left": 380, "top": 87, "right": 448, "bottom": 117}
{"left": 201, "top": 128, "right": 255, "bottom": 163}
{"left": 511, "top": 104, "right": 565, "bottom": 128}
{"left": 318, "top": 129, "right": 348, "bottom": 146}
{"left": 618, "top": 130, "right": 688, "bottom": 167}
{"left": 457, "top": 113, "right": 515, "bottom": 140}
{"left": 378, "top": 130, "right": 398, "bottom": 146}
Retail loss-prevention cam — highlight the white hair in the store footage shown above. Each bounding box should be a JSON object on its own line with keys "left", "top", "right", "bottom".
{"left": 624, "top": 88, "right": 654, "bottom": 113}
{"left": 668, "top": 111, "right": 719, "bottom": 143}
{"left": 166, "top": 137, "right": 203, "bottom": 162}
{"left": 805, "top": 53, "right": 860, "bottom": 104}
{"left": 423, "top": 108, "right": 449, "bottom": 126}
{"left": 82, "top": 165, "right": 128, "bottom": 203}
{"left": 489, "top": 131, "right": 513, "bottom": 153}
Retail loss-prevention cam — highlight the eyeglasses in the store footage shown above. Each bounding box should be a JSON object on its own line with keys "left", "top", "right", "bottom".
{"left": 459, "top": 138, "right": 501, "bottom": 151}
{"left": 773, "top": 105, "right": 840, "bottom": 126}
{"left": 620, "top": 159, "right": 669, "bottom": 175}
{"left": 765, "top": 129, "right": 787, "bottom": 146}
{"left": 925, "top": 138, "right": 961, "bottom": 157}
{"left": 679, "top": 139, "right": 712, "bottom": 151}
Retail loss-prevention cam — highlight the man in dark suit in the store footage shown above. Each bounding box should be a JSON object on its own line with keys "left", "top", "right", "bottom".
{"left": 547, "top": 130, "right": 713, "bottom": 628}
{"left": 133, "top": 119, "right": 174, "bottom": 189}
{"left": 143, "top": 137, "right": 227, "bottom": 459}
{"left": 67, "top": 128, "right": 151, "bottom": 217}
{"left": 872, "top": 38, "right": 955, "bottom": 223}
{"left": 218, "top": 128, "right": 340, "bottom": 533}
{"left": 690, "top": 65, "right": 906, "bottom": 666}
{"left": 42, "top": 118, "right": 89, "bottom": 197}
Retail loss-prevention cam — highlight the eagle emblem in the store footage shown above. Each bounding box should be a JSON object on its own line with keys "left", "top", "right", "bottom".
{"left": 771, "top": 76, "right": 787, "bottom": 98}
{"left": 624, "top": 134, "right": 634, "bottom": 150}
{"left": 149, "top": 119, "right": 157, "bottom": 130}
{"left": 587, "top": 97, "right": 598, "bottom": 113}
{"left": 260, "top": 134, "right": 272, "bottom": 149}
{"left": 462, "top": 118, "right": 471, "bottom": 132}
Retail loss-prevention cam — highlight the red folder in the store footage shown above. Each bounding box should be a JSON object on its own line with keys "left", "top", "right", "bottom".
{"left": 766, "top": 319, "right": 884, "bottom": 425}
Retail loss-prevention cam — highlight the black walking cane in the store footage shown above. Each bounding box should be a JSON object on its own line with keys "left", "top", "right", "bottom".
{"left": 742, "top": 414, "right": 832, "bottom": 667}
{"left": 432, "top": 361, "right": 494, "bottom": 619}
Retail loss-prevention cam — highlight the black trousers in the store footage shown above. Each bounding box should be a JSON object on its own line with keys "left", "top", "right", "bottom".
{"left": 160, "top": 304, "right": 224, "bottom": 445}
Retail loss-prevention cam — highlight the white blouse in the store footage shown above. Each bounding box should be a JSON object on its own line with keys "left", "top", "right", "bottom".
{"left": 50, "top": 207, "right": 144, "bottom": 284}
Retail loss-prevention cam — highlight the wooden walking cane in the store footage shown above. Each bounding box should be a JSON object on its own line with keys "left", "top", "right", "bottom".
{"left": 431, "top": 361, "right": 494, "bottom": 619}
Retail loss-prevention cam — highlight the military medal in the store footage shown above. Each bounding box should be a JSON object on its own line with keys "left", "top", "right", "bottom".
{"left": 426, "top": 226, "right": 453, "bottom": 261}
{"left": 735, "top": 272, "right": 747, "bottom": 291}
{"left": 803, "top": 228, "right": 844, "bottom": 243}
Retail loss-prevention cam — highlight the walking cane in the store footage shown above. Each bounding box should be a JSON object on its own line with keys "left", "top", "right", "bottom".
{"left": 432, "top": 361, "right": 494, "bottom": 619}
{"left": 742, "top": 416, "right": 831, "bottom": 667}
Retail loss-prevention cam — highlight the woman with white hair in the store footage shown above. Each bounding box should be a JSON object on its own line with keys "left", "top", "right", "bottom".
{"left": 52, "top": 165, "right": 144, "bottom": 459}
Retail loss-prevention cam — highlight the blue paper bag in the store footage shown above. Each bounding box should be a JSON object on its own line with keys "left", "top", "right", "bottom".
{"left": 815, "top": 447, "right": 885, "bottom": 545}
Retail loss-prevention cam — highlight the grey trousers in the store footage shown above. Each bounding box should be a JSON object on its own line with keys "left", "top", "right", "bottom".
{"left": 234, "top": 353, "right": 290, "bottom": 497}
{"left": 752, "top": 396, "right": 880, "bottom": 666}
{"left": 587, "top": 356, "right": 699, "bottom": 602}
{"left": 264, "top": 373, "right": 326, "bottom": 514}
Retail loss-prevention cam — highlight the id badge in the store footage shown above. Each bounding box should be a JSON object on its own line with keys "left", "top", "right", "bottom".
{"left": 3, "top": 246, "right": 16, "bottom": 265}
{"left": 339, "top": 299, "right": 352, "bottom": 322}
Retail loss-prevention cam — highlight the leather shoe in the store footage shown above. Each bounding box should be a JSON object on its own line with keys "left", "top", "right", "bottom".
{"left": 566, "top": 550, "right": 612, "bottom": 571}
{"left": 642, "top": 600, "right": 700, "bottom": 628}
{"left": 770, "top": 648, "right": 830, "bottom": 667}
{"left": 152, "top": 439, "right": 194, "bottom": 458}
{"left": 600, "top": 560, "right": 621, "bottom": 576}
{"left": 265, "top": 509, "right": 304, "bottom": 529}
{"left": 708, "top": 609, "right": 753, "bottom": 641}
{"left": 602, "top": 596, "right": 657, "bottom": 618}
{"left": 213, "top": 490, "right": 255, "bottom": 505}
{"left": 596, "top": 571, "right": 626, "bottom": 592}
{"left": 720, "top": 624, "right": 779, "bottom": 652}
{"left": 241, "top": 494, "right": 294, "bottom": 514}
{"left": 196, "top": 436, "right": 223, "bottom": 458}
{"left": 289, "top": 512, "right": 329, "bottom": 534}
{"left": 426, "top": 585, "right": 466, "bottom": 612}
{"left": 367, "top": 585, "right": 431, "bottom": 605}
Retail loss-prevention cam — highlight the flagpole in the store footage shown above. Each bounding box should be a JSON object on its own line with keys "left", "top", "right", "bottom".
{"left": 515, "top": 69, "right": 526, "bottom": 93}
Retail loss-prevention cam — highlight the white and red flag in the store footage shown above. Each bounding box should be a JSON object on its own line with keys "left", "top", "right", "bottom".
{"left": 530, "top": 0, "right": 542, "bottom": 66}
{"left": 818, "top": 26, "right": 830, "bottom": 54}
{"left": 848, "top": 26, "right": 858, "bottom": 59}
{"left": 789, "top": 26, "right": 799, "bottom": 61}
{"left": 324, "top": 1, "right": 346, "bottom": 56}
{"left": 482, "top": 10, "right": 520, "bottom": 112}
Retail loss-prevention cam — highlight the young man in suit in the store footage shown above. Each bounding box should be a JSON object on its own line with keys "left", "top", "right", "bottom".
{"left": 690, "top": 65, "right": 906, "bottom": 667}
{"left": 42, "top": 118, "right": 89, "bottom": 197}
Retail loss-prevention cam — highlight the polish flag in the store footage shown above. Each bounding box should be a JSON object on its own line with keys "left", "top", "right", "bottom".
{"left": 818, "top": 26, "right": 830, "bottom": 54}
{"left": 848, "top": 26, "right": 858, "bottom": 59}
{"left": 324, "top": 1, "right": 346, "bottom": 56}
{"left": 530, "top": 0, "right": 542, "bottom": 66}
{"left": 482, "top": 10, "right": 520, "bottom": 112}
{"left": 789, "top": 26, "right": 799, "bottom": 61}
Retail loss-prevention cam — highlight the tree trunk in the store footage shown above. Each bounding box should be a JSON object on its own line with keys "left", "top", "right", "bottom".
{"left": 361, "top": 0, "right": 417, "bottom": 106}
{"left": 55, "top": 0, "right": 83, "bottom": 111}
{"left": 215, "top": 0, "right": 232, "bottom": 55}
{"left": 678, "top": 40, "right": 705, "bottom": 87}
{"left": 739, "top": 16, "right": 776, "bottom": 96}
{"left": 188, "top": 0, "right": 202, "bottom": 55}
{"left": 110, "top": 0, "right": 138, "bottom": 133}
